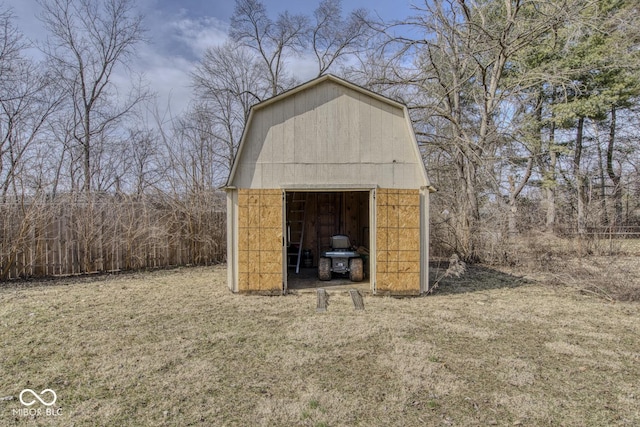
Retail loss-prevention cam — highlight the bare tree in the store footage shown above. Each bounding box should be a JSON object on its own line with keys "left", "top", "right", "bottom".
{"left": 151, "top": 103, "right": 225, "bottom": 195}
{"left": 230, "top": 0, "right": 308, "bottom": 96}
{"left": 373, "top": 0, "right": 580, "bottom": 259}
{"left": 126, "top": 126, "right": 163, "bottom": 196}
{"left": 0, "top": 7, "right": 62, "bottom": 201}
{"left": 310, "top": 0, "right": 369, "bottom": 76}
{"left": 193, "top": 42, "right": 267, "bottom": 121}
{"left": 38, "top": 0, "right": 148, "bottom": 193}
{"left": 0, "top": 7, "right": 25, "bottom": 92}
{"left": 191, "top": 41, "right": 269, "bottom": 175}
{"left": 0, "top": 61, "right": 61, "bottom": 200}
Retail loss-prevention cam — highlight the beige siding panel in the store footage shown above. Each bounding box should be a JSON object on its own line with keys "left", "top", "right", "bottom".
{"left": 317, "top": 163, "right": 331, "bottom": 183}
{"left": 380, "top": 164, "right": 394, "bottom": 186}
{"left": 282, "top": 96, "right": 296, "bottom": 164}
{"left": 250, "top": 166, "right": 262, "bottom": 188}
{"left": 380, "top": 101, "right": 395, "bottom": 162}
{"left": 292, "top": 163, "right": 315, "bottom": 183}
{"left": 331, "top": 88, "right": 346, "bottom": 163}
{"left": 330, "top": 165, "right": 357, "bottom": 183}
{"left": 394, "top": 113, "right": 413, "bottom": 164}
{"left": 369, "top": 100, "right": 386, "bottom": 164}
{"left": 259, "top": 164, "right": 271, "bottom": 186}
{"left": 358, "top": 166, "right": 378, "bottom": 187}
{"left": 230, "top": 79, "right": 428, "bottom": 189}
{"left": 248, "top": 112, "right": 264, "bottom": 164}
{"left": 392, "top": 165, "right": 405, "bottom": 189}
{"left": 256, "top": 108, "right": 272, "bottom": 163}
{"left": 283, "top": 163, "right": 296, "bottom": 183}
{"left": 389, "top": 108, "right": 401, "bottom": 160}
{"left": 340, "top": 92, "right": 360, "bottom": 161}
{"left": 358, "top": 93, "right": 373, "bottom": 164}
{"left": 269, "top": 105, "right": 285, "bottom": 165}
{"left": 294, "top": 92, "right": 315, "bottom": 164}
{"left": 317, "top": 84, "right": 334, "bottom": 164}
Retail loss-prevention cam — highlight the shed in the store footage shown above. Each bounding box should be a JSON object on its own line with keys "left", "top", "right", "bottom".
{"left": 224, "top": 74, "right": 431, "bottom": 296}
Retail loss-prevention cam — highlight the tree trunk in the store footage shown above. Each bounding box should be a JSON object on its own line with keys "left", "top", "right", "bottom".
{"left": 508, "top": 158, "right": 533, "bottom": 237}
{"left": 508, "top": 176, "right": 518, "bottom": 236}
{"left": 595, "top": 127, "right": 608, "bottom": 225}
{"left": 455, "top": 148, "right": 480, "bottom": 262}
{"left": 546, "top": 149, "right": 557, "bottom": 232}
{"left": 606, "top": 107, "right": 622, "bottom": 227}
{"left": 544, "top": 106, "right": 557, "bottom": 232}
{"left": 574, "top": 117, "right": 586, "bottom": 235}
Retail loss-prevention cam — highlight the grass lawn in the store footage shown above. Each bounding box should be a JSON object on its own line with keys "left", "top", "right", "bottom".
{"left": 0, "top": 262, "right": 639, "bottom": 426}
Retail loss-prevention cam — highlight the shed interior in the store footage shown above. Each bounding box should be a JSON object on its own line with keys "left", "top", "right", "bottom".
{"left": 286, "top": 191, "right": 370, "bottom": 285}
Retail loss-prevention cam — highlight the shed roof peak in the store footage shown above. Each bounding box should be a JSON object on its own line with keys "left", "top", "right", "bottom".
{"left": 252, "top": 74, "right": 405, "bottom": 112}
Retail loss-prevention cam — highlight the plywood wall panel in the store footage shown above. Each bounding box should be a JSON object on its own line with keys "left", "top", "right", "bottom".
{"left": 237, "top": 189, "right": 283, "bottom": 294}
{"left": 375, "top": 189, "right": 420, "bottom": 295}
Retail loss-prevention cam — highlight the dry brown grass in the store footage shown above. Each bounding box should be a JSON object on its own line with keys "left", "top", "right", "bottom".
{"left": 532, "top": 256, "right": 640, "bottom": 302}
{"left": 1, "top": 264, "right": 639, "bottom": 426}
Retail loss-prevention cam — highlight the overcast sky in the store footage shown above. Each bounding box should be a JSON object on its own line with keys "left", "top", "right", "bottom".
{"left": 7, "top": 0, "right": 416, "bottom": 115}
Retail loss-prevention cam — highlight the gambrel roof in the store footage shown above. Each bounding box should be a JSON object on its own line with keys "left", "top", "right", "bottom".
{"left": 226, "top": 74, "right": 429, "bottom": 189}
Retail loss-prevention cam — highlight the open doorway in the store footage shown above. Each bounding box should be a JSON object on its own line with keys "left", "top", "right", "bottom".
{"left": 284, "top": 190, "right": 372, "bottom": 292}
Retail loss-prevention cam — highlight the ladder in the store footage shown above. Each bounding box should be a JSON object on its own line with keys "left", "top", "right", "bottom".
{"left": 287, "top": 192, "right": 307, "bottom": 273}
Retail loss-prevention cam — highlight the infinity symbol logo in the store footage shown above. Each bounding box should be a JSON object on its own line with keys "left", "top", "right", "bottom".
{"left": 19, "top": 389, "right": 57, "bottom": 407}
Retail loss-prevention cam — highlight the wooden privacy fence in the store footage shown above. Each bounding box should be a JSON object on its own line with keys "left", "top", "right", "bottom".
{"left": 0, "top": 195, "right": 226, "bottom": 280}
{"left": 556, "top": 226, "right": 640, "bottom": 238}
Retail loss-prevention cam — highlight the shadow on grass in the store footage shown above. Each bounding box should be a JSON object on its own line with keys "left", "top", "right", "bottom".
{"left": 428, "top": 261, "right": 532, "bottom": 295}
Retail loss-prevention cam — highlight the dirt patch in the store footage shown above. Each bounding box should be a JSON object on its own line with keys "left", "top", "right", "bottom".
{"left": 0, "top": 265, "right": 639, "bottom": 426}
